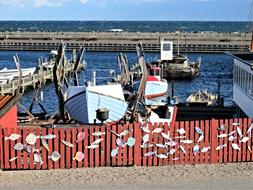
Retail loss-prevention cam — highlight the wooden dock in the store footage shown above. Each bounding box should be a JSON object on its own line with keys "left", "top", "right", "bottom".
{"left": 0, "top": 31, "right": 251, "bottom": 52}
{"left": 0, "top": 63, "right": 85, "bottom": 95}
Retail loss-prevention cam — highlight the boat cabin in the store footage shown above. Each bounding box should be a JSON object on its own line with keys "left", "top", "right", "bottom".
{"left": 161, "top": 40, "right": 173, "bottom": 61}
{"left": 148, "top": 66, "right": 161, "bottom": 81}
{"left": 230, "top": 52, "right": 253, "bottom": 117}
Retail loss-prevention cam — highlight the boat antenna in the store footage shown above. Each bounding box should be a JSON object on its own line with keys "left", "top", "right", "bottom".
{"left": 176, "top": 31, "right": 180, "bottom": 55}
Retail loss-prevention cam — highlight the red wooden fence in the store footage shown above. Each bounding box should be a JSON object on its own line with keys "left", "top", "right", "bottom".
{"left": 0, "top": 118, "right": 252, "bottom": 170}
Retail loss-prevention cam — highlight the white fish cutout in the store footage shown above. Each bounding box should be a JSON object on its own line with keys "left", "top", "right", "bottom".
{"left": 73, "top": 152, "right": 84, "bottom": 162}
{"left": 156, "top": 154, "right": 168, "bottom": 159}
{"left": 172, "top": 157, "right": 179, "bottom": 161}
{"left": 237, "top": 127, "right": 243, "bottom": 138}
{"left": 174, "top": 136, "right": 186, "bottom": 139}
{"left": 92, "top": 138, "right": 103, "bottom": 145}
{"left": 92, "top": 131, "right": 105, "bottom": 137}
{"left": 116, "top": 138, "right": 125, "bottom": 147}
{"left": 152, "top": 128, "right": 163, "bottom": 134}
{"left": 246, "top": 123, "right": 253, "bottom": 137}
{"left": 61, "top": 140, "right": 74, "bottom": 147}
{"left": 86, "top": 144, "right": 99, "bottom": 149}
{"left": 40, "top": 134, "right": 56, "bottom": 140}
{"left": 217, "top": 134, "right": 228, "bottom": 138}
{"left": 34, "top": 154, "right": 43, "bottom": 165}
{"left": 126, "top": 137, "right": 135, "bottom": 147}
{"left": 180, "top": 145, "right": 187, "bottom": 154}
{"left": 48, "top": 151, "right": 61, "bottom": 161}
{"left": 232, "top": 122, "right": 240, "bottom": 126}
{"left": 165, "top": 140, "right": 177, "bottom": 147}
{"left": 198, "top": 135, "right": 204, "bottom": 143}
{"left": 9, "top": 157, "right": 18, "bottom": 162}
{"left": 161, "top": 132, "right": 170, "bottom": 140}
{"left": 111, "top": 148, "right": 118, "bottom": 157}
{"left": 231, "top": 143, "right": 240, "bottom": 151}
{"left": 177, "top": 128, "right": 186, "bottom": 135}
{"left": 195, "top": 127, "right": 203, "bottom": 135}
{"left": 119, "top": 130, "right": 129, "bottom": 137}
{"left": 25, "top": 145, "right": 39, "bottom": 154}
{"left": 142, "top": 134, "right": 149, "bottom": 144}
{"left": 144, "top": 151, "right": 156, "bottom": 157}
{"left": 193, "top": 145, "right": 200, "bottom": 155}
{"left": 168, "top": 148, "right": 176, "bottom": 155}
{"left": 5, "top": 134, "right": 21, "bottom": 141}
{"left": 180, "top": 139, "right": 193, "bottom": 144}
{"left": 248, "top": 145, "right": 252, "bottom": 153}
{"left": 239, "top": 137, "right": 250, "bottom": 143}
{"left": 77, "top": 132, "right": 85, "bottom": 142}
{"left": 215, "top": 144, "right": 227, "bottom": 151}
{"left": 228, "top": 135, "right": 235, "bottom": 142}
{"left": 141, "top": 126, "right": 150, "bottom": 133}
{"left": 156, "top": 144, "right": 167, "bottom": 148}
{"left": 218, "top": 124, "right": 226, "bottom": 131}
{"left": 13, "top": 143, "right": 25, "bottom": 151}
{"left": 201, "top": 146, "right": 210, "bottom": 153}
{"left": 26, "top": 133, "right": 39, "bottom": 145}
{"left": 228, "top": 131, "right": 236, "bottom": 136}
{"left": 41, "top": 139, "right": 50, "bottom": 151}
{"left": 140, "top": 144, "right": 154, "bottom": 148}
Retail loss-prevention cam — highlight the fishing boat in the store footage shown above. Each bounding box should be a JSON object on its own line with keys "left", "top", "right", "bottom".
{"left": 150, "top": 39, "right": 201, "bottom": 80}
{"left": 0, "top": 67, "right": 36, "bottom": 78}
{"left": 186, "top": 89, "right": 218, "bottom": 106}
{"left": 41, "top": 50, "right": 58, "bottom": 69}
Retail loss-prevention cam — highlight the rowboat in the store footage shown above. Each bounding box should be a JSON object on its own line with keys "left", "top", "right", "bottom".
{"left": 0, "top": 67, "right": 36, "bottom": 78}
{"left": 186, "top": 89, "right": 218, "bottom": 106}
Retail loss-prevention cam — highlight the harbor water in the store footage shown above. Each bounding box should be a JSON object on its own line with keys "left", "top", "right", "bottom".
{"left": 0, "top": 51, "right": 233, "bottom": 114}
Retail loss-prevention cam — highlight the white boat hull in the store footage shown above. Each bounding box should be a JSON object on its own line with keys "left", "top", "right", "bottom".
{"left": 0, "top": 67, "right": 36, "bottom": 78}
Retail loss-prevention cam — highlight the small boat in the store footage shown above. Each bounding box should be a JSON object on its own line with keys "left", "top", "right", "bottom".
{"left": 186, "top": 89, "right": 218, "bottom": 106}
{"left": 0, "top": 67, "right": 36, "bottom": 78}
{"left": 41, "top": 50, "right": 58, "bottom": 69}
{"left": 150, "top": 39, "right": 201, "bottom": 80}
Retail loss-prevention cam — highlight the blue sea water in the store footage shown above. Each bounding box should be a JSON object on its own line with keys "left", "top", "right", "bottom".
{"left": 0, "top": 51, "right": 234, "bottom": 114}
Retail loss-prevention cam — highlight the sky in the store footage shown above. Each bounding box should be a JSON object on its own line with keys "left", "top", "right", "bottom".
{"left": 0, "top": 0, "right": 252, "bottom": 21}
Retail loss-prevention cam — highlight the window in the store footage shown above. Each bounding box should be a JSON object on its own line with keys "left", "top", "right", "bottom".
{"left": 163, "top": 43, "right": 171, "bottom": 51}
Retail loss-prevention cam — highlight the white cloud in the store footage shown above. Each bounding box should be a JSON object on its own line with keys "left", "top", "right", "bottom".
{"left": 34, "top": 0, "right": 65, "bottom": 7}
{"left": 80, "top": 0, "right": 88, "bottom": 4}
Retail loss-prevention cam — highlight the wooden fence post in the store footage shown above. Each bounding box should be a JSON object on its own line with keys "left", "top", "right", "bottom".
{"left": 210, "top": 118, "right": 218, "bottom": 164}
{"left": 134, "top": 122, "right": 141, "bottom": 166}
{"left": 0, "top": 128, "right": 3, "bottom": 169}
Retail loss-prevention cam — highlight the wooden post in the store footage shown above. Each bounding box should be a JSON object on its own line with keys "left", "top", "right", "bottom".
{"left": 210, "top": 118, "right": 218, "bottom": 164}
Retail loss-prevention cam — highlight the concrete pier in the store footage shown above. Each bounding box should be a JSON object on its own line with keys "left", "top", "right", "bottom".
{"left": 0, "top": 31, "right": 251, "bottom": 52}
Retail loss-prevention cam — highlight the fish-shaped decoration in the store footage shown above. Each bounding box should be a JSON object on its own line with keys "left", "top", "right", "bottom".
{"left": 92, "top": 138, "right": 103, "bottom": 145}
{"left": 140, "top": 144, "right": 154, "bottom": 148}
{"left": 228, "top": 135, "right": 235, "bottom": 142}
{"left": 156, "top": 154, "right": 168, "bottom": 159}
{"left": 231, "top": 143, "right": 240, "bottom": 151}
{"left": 34, "top": 154, "right": 43, "bottom": 165}
{"left": 119, "top": 130, "right": 129, "bottom": 137}
{"left": 232, "top": 122, "right": 240, "bottom": 126}
{"left": 180, "top": 139, "right": 193, "bottom": 144}
{"left": 248, "top": 145, "right": 252, "bottom": 153}
{"left": 13, "top": 143, "right": 25, "bottom": 151}
{"left": 126, "top": 137, "right": 135, "bottom": 147}
{"left": 156, "top": 144, "right": 167, "bottom": 148}
{"left": 73, "top": 151, "right": 84, "bottom": 162}
{"left": 41, "top": 139, "right": 50, "bottom": 151}
{"left": 111, "top": 148, "right": 118, "bottom": 157}
{"left": 9, "top": 157, "right": 18, "bottom": 162}
{"left": 168, "top": 148, "right": 176, "bottom": 155}
{"left": 195, "top": 127, "right": 203, "bottom": 135}
{"left": 144, "top": 151, "right": 156, "bottom": 157}
{"left": 215, "top": 144, "right": 227, "bottom": 150}
{"left": 165, "top": 140, "right": 177, "bottom": 147}
{"left": 161, "top": 132, "right": 170, "bottom": 140}
{"left": 239, "top": 137, "right": 250, "bottom": 143}
{"left": 61, "top": 140, "right": 74, "bottom": 148}
{"left": 48, "top": 151, "right": 61, "bottom": 162}
{"left": 86, "top": 144, "right": 99, "bottom": 149}
{"left": 197, "top": 135, "right": 204, "bottom": 143}
{"left": 25, "top": 145, "right": 39, "bottom": 154}
{"left": 246, "top": 123, "right": 253, "bottom": 137}
{"left": 180, "top": 145, "right": 187, "bottom": 154}
{"left": 217, "top": 134, "right": 228, "bottom": 138}
{"left": 201, "top": 146, "right": 210, "bottom": 153}
{"left": 141, "top": 126, "right": 150, "bottom": 134}
{"left": 218, "top": 124, "right": 226, "bottom": 131}
{"left": 5, "top": 134, "right": 21, "bottom": 141}
{"left": 142, "top": 134, "right": 149, "bottom": 144}
{"left": 76, "top": 132, "right": 85, "bottom": 142}
{"left": 228, "top": 131, "right": 236, "bottom": 136}
{"left": 40, "top": 134, "right": 56, "bottom": 140}
{"left": 92, "top": 131, "right": 105, "bottom": 137}
{"left": 174, "top": 136, "right": 186, "bottom": 139}
{"left": 193, "top": 145, "right": 200, "bottom": 155}
{"left": 177, "top": 128, "right": 186, "bottom": 135}
{"left": 172, "top": 157, "right": 179, "bottom": 161}
{"left": 237, "top": 127, "right": 243, "bottom": 138}
{"left": 152, "top": 128, "right": 163, "bottom": 134}
{"left": 116, "top": 138, "right": 125, "bottom": 147}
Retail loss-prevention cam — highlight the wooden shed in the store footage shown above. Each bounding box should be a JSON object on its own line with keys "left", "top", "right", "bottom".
{"left": 0, "top": 95, "right": 20, "bottom": 128}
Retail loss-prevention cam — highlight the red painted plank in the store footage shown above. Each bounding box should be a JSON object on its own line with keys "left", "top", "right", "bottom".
{"left": 189, "top": 121, "right": 195, "bottom": 165}
{"left": 77, "top": 128, "right": 83, "bottom": 168}
{"left": 47, "top": 128, "right": 54, "bottom": 169}
{"left": 232, "top": 119, "right": 238, "bottom": 162}
{"left": 83, "top": 128, "right": 89, "bottom": 167}
{"left": 141, "top": 123, "right": 147, "bottom": 167}
{"left": 28, "top": 128, "right": 35, "bottom": 170}
{"left": 59, "top": 128, "right": 65, "bottom": 169}
{"left": 10, "top": 128, "right": 17, "bottom": 169}
{"left": 128, "top": 124, "right": 134, "bottom": 166}
{"left": 94, "top": 126, "right": 100, "bottom": 167}
{"left": 169, "top": 121, "right": 174, "bottom": 165}
{"left": 41, "top": 128, "right": 48, "bottom": 170}
{"left": 3, "top": 128, "right": 11, "bottom": 170}
{"left": 100, "top": 126, "right": 106, "bottom": 167}
{"left": 228, "top": 119, "right": 233, "bottom": 163}
{"left": 163, "top": 122, "right": 169, "bottom": 166}
{"left": 116, "top": 125, "right": 123, "bottom": 166}
{"left": 217, "top": 120, "right": 223, "bottom": 163}
{"left": 246, "top": 118, "right": 252, "bottom": 162}
{"left": 222, "top": 119, "right": 228, "bottom": 163}
{"left": 133, "top": 123, "right": 141, "bottom": 166}
{"left": 148, "top": 123, "right": 154, "bottom": 166}
{"left": 22, "top": 128, "right": 29, "bottom": 170}
{"left": 53, "top": 128, "right": 60, "bottom": 169}
{"left": 89, "top": 127, "right": 95, "bottom": 167}
{"left": 122, "top": 124, "right": 128, "bottom": 166}
{"left": 152, "top": 123, "right": 159, "bottom": 166}
{"left": 35, "top": 128, "right": 41, "bottom": 170}
{"left": 204, "top": 120, "right": 210, "bottom": 164}
{"left": 210, "top": 119, "right": 218, "bottom": 164}
{"left": 199, "top": 120, "right": 205, "bottom": 164}
{"left": 184, "top": 121, "right": 189, "bottom": 165}
{"left": 173, "top": 121, "right": 179, "bottom": 165}
{"left": 241, "top": 118, "right": 247, "bottom": 162}
{"left": 71, "top": 128, "right": 77, "bottom": 169}
{"left": 111, "top": 125, "right": 117, "bottom": 166}
{"left": 193, "top": 120, "right": 199, "bottom": 164}
{"left": 0, "top": 128, "right": 3, "bottom": 169}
